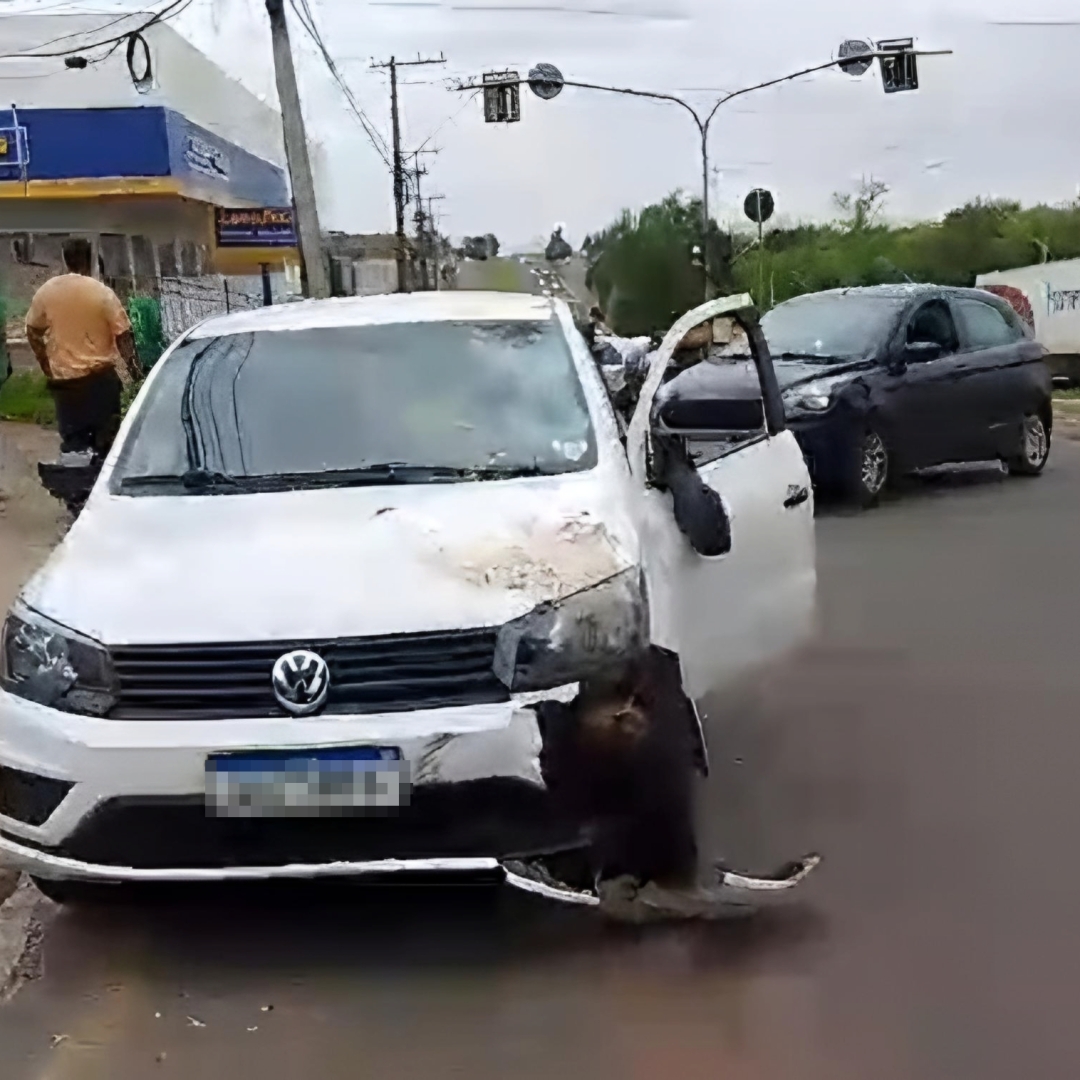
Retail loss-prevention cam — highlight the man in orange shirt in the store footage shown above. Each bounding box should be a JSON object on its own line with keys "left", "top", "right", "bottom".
{"left": 25, "top": 238, "right": 142, "bottom": 456}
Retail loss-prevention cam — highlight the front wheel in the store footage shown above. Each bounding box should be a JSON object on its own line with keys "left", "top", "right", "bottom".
{"left": 1007, "top": 413, "right": 1050, "bottom": 476}
{"left": 843, "top": 428, "right": 890, "bottom": 508}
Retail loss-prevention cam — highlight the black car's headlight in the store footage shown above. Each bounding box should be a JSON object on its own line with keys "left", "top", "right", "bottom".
{"left": 0, "top": 605, "right": 117, "bottom": 716}
{"left": 493, "top": 567, "right": 648, "bottom": 692}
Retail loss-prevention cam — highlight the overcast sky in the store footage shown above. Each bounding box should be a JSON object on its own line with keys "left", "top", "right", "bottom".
{"left": 8, "top": 0, "right": 1080, "bottom": 246}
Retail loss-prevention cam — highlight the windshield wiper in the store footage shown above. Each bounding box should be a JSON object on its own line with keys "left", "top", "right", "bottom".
{"left": 266, "top": 463, "right": 568, "bottom": 488}
{"left": 120, "top": 469, "right": 254, "bottom": 493}
{"left": 248, "top": 464, "right": 470, "bottom": 490}
{"left": 121, "top": 462, "right": 568, "bottom": 495}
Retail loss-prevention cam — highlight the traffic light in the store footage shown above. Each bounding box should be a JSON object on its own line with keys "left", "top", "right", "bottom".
{"left": 877, "top": 38, "right": 919, "bottom": 93}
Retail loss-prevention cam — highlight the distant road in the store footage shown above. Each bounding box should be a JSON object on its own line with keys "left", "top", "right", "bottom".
{"left": 453, "top": 257, "right": 540, "bottom": 294}
{"left": 454, "top": 255, "right": 595, "bottom": 320}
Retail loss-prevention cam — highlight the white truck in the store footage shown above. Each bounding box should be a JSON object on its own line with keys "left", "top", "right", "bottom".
{"left": 977, "top": 258, "right": 1080, "bottom": 386}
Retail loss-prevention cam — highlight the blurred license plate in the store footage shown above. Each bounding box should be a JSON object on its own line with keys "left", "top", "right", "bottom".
{"left": 206, "top": 747, "right": 406, "bottom": 818}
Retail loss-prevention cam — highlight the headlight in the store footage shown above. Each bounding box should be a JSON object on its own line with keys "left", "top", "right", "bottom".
{"left": 782, "top": 382, "right": 833, "bottom": 413}
{"left": 0, "top": 605, "right": 117, "bottom": 716}
{"left": 493, "top": 566, "right": 648, "bottom": 692}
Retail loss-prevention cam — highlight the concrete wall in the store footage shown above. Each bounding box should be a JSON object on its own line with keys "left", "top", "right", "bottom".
{"left": 0, "top": 15, "right": 285, "bottom": 169}
{"left": 977, "top": 259, "right": 1080, "bottom": 357}
{"left": 354, "top": 259, "right": 399, "bottom": 296}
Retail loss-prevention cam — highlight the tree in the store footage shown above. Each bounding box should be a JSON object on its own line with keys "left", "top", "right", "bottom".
{"left": 833, "top": 176, "right": 890, "bottom": 232}
{"left": 586, "top": 192, "right": 733, "bottom": 336}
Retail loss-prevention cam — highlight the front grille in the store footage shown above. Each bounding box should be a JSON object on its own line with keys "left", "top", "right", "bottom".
{"left": 108, "top": 628, "right": 508, "bottom": 720}
{"left": 0, "top": 764, "right": 73, "bottom": 826}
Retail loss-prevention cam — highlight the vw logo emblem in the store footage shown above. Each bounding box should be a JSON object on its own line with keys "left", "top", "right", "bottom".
{"left": 271, "top": 649, "right": 330, "bottom": 716}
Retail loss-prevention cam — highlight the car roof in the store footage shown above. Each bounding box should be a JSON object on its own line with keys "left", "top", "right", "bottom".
{"left": 188, "top": 291, "right": 561, "bottom": 339}
{"left": 778, "top": 284, "right": 1003, "bottom": 304}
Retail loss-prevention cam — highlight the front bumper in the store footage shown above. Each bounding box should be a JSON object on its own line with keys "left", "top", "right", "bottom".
{"left": 786, "top": 410, "right": 858, "bottom": 488}
{"left": 0, "top": 684, "right": 583, "bottom": 881}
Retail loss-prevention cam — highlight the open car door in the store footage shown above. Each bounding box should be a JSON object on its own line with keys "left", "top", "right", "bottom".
{"left": 627, "top": 295, "right": 816, "bottom": 703}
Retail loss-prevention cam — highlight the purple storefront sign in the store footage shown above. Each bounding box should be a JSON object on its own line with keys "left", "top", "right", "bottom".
{"left": 215, "top": 207, "right": 297, "bottom": 248}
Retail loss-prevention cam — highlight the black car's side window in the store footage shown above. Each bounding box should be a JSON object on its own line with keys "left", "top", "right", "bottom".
{"left": 955, "top": 299, "right": 1022, "bottom": 350}
{"left": 907, "top": 300, "right": 959, "bottom": 356}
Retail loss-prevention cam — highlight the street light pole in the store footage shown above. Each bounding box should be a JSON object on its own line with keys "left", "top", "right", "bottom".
{"left": 455, "top": 47, "right": 952, "bottom": 298}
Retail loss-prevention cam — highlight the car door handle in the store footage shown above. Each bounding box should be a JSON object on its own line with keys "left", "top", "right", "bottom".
{"left": 784, "top": 485, "right": 809, "bottom": 509}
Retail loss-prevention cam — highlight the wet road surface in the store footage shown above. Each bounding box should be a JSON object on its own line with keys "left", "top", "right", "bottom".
{"left": 2, "top": 446, "right": 1080, "bottom": 1079}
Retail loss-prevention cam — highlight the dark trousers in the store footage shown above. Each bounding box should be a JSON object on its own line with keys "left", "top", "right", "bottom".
{"left": 49, "top": 368, "right": 122, "bottom": 456}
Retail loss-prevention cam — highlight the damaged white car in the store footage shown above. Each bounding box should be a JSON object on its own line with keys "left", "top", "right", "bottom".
{"left": 0, "top": 290, "right": 818, "bottom": 919}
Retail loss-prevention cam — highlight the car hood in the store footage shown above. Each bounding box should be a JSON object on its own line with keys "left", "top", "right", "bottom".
{"left": 20, "top": 471, "right": 639, "bottom": 645}
{"left": 772, "top": 358, "right": 873, "bottom": 390}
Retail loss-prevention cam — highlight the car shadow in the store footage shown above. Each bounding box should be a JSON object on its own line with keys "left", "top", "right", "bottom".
{"left": 815, "top": 461, "right": 1009, "bottom": 517}
{"left": 35, "top": 877, "right": 830, "bottom": 984}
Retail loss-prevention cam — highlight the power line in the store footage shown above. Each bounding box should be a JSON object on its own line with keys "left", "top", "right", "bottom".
{"left": 285, "top": 0, "right": 393, "bottom": 170}
{"left": 412, "top": 88, "right": 480, "bottom": 154}
{"left": 291, "top": 0, "right": 393, "bottom": 165}
{"left": 0, "top": 0, "right": 194, "bottom": 60}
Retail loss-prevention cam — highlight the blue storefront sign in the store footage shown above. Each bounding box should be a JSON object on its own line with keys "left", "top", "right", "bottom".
{"left": 0, "top": 106, "right": 288, "bottom": 207}
{"left": 215, "top": 206, "right": 297, "bottom": 248}
{"left": 183, "top": 134, "right": 229, "bottom": 180}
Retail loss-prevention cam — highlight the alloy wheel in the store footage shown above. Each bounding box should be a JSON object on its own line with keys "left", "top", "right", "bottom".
{"left": 1023, "top": 415, "right": 1048, "bottom": 468}
{"left": 861, "top": 431, "right": 888, "bottom": 495}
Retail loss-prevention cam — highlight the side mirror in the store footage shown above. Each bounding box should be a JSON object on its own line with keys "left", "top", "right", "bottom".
{"left": 905, "top": 340, "right": 944, "bottom": 363}
{"left": 651, "top": 361, "right": 765, "bottom": 439}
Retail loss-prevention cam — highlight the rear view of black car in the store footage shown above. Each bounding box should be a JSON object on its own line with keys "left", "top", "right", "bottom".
{"left": 761, "top": 285, "right": 1052, "bottom": 506}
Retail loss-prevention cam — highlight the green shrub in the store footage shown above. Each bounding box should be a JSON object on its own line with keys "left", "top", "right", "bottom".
{"left": 0, "top": 371, "right": 55, "bottom": 426}
{"left": 127, "top": 295, "right": 167, "bottom": 371}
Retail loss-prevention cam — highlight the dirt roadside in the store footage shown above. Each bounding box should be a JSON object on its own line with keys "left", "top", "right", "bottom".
{"left": 0, "top": 420, "right": 64, "bottom": 614}
{"left": 0, "top": 422, "right": 63, "bottom": 907}
{"left": 1053, "top": 398, "right": 1080, "bottom": 442}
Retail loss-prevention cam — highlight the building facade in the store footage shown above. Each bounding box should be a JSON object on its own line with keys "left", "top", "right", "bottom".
{"left": 0, "top": 13, "right": 302, "bottom": 316}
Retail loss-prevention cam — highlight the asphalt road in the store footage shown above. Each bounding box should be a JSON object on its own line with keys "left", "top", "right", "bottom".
{"left": 2, "top": 444, "right": 1080, "bottom": 1079}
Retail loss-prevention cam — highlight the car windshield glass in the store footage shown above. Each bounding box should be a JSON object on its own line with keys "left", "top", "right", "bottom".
{"left": 112, "top": 319, "right": 597, "bottom": 494}
{"left": 760, "top": 294, "right": 908, "bottom": 362}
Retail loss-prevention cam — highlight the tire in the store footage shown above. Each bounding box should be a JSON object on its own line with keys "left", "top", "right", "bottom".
{"left": 30, "top": 876, "right": 126, "bottom": 906}
{"left": 1007, "top": 412, "right": 1050, "bottom": 476}
{"left": 844, "top": 428, "right": 890, "bottom": 508}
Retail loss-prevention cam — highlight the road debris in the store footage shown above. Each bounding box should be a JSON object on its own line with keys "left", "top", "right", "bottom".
{"left": 187, "top": 1016, "right": 206, "bottom": 1028}
{"left": 50, "top": 1033, "right": 68, "bottom": 1049}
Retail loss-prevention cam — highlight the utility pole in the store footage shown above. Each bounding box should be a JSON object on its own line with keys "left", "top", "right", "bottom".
{"left": 412, "top": 160, "right": 429, "bottom": 290}
{"left": 406, "top": 149, "right": 438, "bottom": 290}
{"left": 265, "top": 0, "right": 329, "bottom": 299}
{"left": 426, "top": 194, "right": 446, "bottom": 290}
{"left": 372, "top": 54, "right": 446, "bottom": 293}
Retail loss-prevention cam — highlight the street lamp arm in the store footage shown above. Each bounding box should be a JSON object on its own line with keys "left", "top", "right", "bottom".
{"left": 558, "top": 78, "right": 703, "bottom": 130}
{"left": 449, "top": 76, "right": 703, "bottom": 129}
{"left": 702, "top": 48, "right": 954, "bottom": 128}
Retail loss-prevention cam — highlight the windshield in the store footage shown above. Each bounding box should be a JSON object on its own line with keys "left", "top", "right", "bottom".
{"left": 112, "top": 319, "right": 597, "bottom": 494}
{"left": 760, "top": 294, "right": 908, "bottom": 363}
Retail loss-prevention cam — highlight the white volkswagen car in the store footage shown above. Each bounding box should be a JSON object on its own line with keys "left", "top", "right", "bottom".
{"left": 0, "top": 291, "right": 817, "bottom": 912}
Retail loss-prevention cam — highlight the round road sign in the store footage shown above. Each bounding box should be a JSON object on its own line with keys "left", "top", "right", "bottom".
{"left": 744, "top": 189, "right": 775, "bottom": 224}
{"left": 838, "top": 39, "right": 874, "bottom": 77}
{"left": 528, "top": 63, "right": 565, "bottom": 100}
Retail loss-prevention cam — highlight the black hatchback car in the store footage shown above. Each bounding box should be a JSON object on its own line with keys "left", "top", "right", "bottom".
{"left": 761, "top": 285, "right": 1052, "bottom": 505}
